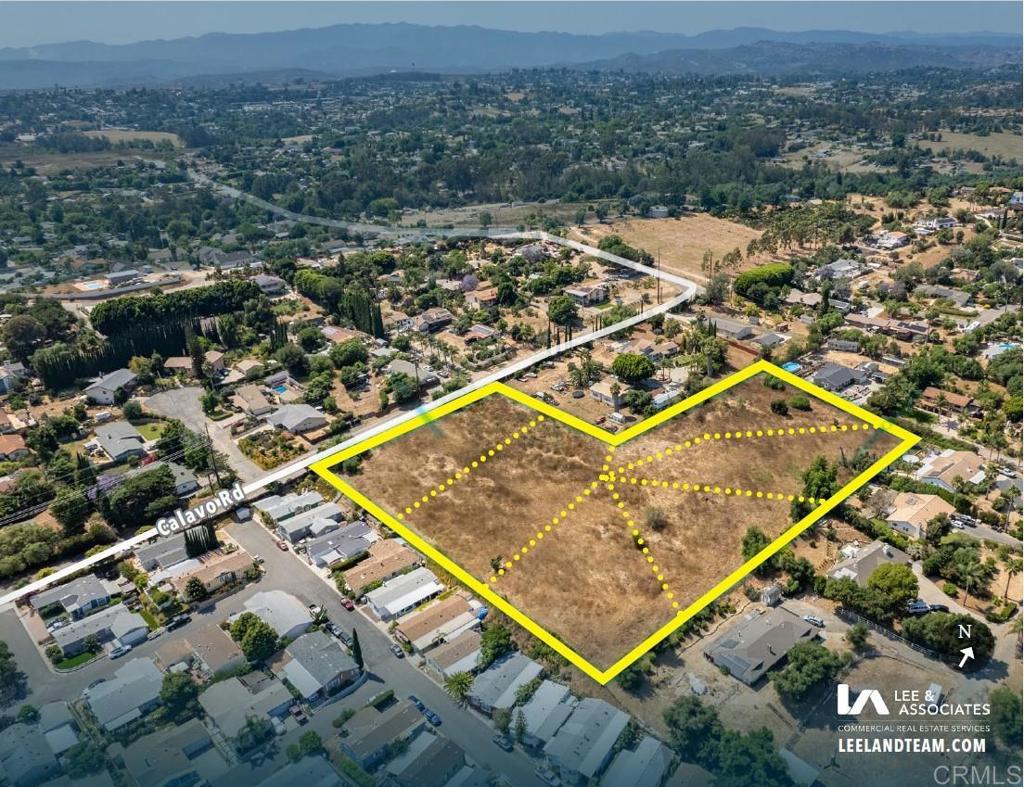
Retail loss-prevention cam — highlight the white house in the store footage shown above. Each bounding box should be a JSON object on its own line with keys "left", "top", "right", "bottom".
{"left": 85, "top": 369, "right": 138, "bottom": 404}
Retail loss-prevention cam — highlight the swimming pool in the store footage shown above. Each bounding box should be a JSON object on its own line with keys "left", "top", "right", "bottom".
{"left": 782, "top": 362, "right": 802, "bottom": 373}
{"left": 273, "top": 384, "right": 288, "bottom": 394}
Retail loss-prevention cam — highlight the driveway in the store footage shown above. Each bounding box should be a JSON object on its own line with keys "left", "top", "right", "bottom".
{"left": 145, "top": 386, "right": 263, "bottom": 483}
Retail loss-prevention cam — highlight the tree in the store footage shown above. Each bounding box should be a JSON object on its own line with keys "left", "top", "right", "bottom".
{"left": 160, "top": 672, "right": 200, "bottom": 723}
{"left": 479, "top": 623, "right": 514, "bottom": 668}
{"left": 288, "top": 730, "right": 324, "bottom": 762}
{"left": 274, "top": 343, "right": 309, "bottom": 377}
{"left": 715, "top": 728, "right": 792, "bottom": 787}
{"left": 547, "top": 295, "right": 578, "bottom": 326}
{"left": 230, "top": 612, "right": 279, "bottom": 662}
{"left": 493, "top": 707, "right": 512, "bottom": 734}
{"left": 866, "top": 563, "right": 918, "bottom": 610}
{"left": 2, "top": 315, "right": 47, "bottom": 361}
{"left": 846, "top": 622, "right": 870, "bottom": 652}
{"left": 771, "top": 642, "right": 848, "bottom": 702}
{"left": 741, "top": 527, "right": 771, "bottom": 564}
{"left": 901, "top": 613, "right": 995, "bottom": 668}
{"left": 63, "top": 742, "right": 106, "bottom": 777}
{"left": 662, "top": 696, "right": 723, "bottom": 768}
{"left": 514, "top": 709, "right": 527, "bottom": 743}
{"left": 184, "top": 576, "right": 208, "bottom": 603}
{"left": 122, "top": 400, "right": 143, "bottom": 420}
{"left": 611, "top": 352, "right": 655, "bottom": 384}
{"left": 351, "top": 629, "right": 364, "bottom": 670}
{"left": 990, "top": 686, "right": 1022, "bottom": 749}
{"left": 16, "top": 704, "right": 38, "bottom": 724}
{"left": 50, "top": 488, "right": 90, "bottom": 535}
{"left": 444, "top": 671, "right": 474, "bottom": 703}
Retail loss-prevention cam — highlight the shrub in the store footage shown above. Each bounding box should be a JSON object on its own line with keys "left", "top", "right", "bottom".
{"left": 789, "top": 395, "right": 812, "bottom": 411}
{"left": 770, "top": 399, "right": 789, "bottom": 416}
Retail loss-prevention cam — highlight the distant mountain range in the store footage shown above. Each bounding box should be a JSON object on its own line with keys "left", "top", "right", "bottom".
{"left": 0, "top": 23, "right": 1018, "bottom": 89}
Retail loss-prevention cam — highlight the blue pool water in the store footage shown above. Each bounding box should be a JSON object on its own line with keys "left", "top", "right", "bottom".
{"left": 273, "top": 384, "right": 287, "bottom": 394}
{"left": 781, "top": 362, "right": 802, "bottom": 373}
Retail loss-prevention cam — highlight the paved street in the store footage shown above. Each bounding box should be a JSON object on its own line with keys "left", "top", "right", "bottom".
{"left": 145, "top": 386, "right": 264, "bottom": 483}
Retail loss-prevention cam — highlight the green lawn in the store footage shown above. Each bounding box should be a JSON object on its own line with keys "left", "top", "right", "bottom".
{"left": 139, "top": 607, "right": 160, "bottom": 630}
{"left": 55, "top": 651, "right": 99, "bottom": 671}
{"left": 135, "top": 421, "right": 166, "bottom": 441}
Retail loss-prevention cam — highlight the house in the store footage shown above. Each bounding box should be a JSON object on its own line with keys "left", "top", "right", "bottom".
{"left": 0, "top": 723, "right": 59, "bottom": 787}
{"left": 394, "top": 594, "right": 480, "bottom": 653}
{"left": 275, "top": 502, "right": 344, "bottom": 543}
{"left": 415, "top": 307, "right": 455, "bottom": 333}
{"left": 321, "top": 325, "right": 364, "bottom": 344}
{"left": 875, "top": 231, "right": 910, "bottom": 250}
{"left": 267, "top": 404, "right": 328, "bottom": 434}
{"left": 272, "top": 631, "right": 360, "bottom": 704}
{"left": 340, "top": 701, "right": 427, "bottom": 769}
{"left": 94, "top": 421, "right": 147, "bottom": 462}
{"left": 385, "top": 733, "right": 466, "bottom": 787}
{"left": 467, "top": 652, "right": 543, "bottom": 716}
{"left": 168, "top": 551, "right": 254, "bottom": 597}
{"left": 519, "top": 680, "right": 576, "bottom": 750}
{"left": 886, "top": 493, "right": 955, "bottom": 539}
{"left": 204, "top": 350, "right": 226, "bottom": 372}
{"left": 254, "top": 490, "right": 324, "bottom": 523}
{"left": 388, "top": 358, "right": 439, "bottom": 388}
{"left": 344, "top": 540, "right": 421, "bottom": 595}
{"left": 255, "top": 757, "right": 343, "bottom": 787}
{"left": 464, "top": 323, "right": 497, "bottom": 343}
{"left": 235, "top": 359, "right": 266, "bottom": 380}
{"left": 826, "top": 338, "right": 861, "bottom": 352}
{"left": 517, "top": 242, "right": 550, "bottom": 263}
{"left": 915, "top": 284, "right": 971, "bottom": 308}
{"left": 704, "top": 608, "right": 816, "bottom": 685}
{"left": 544, "top": 698, "right": 630, "bottom": 785}
{"left": 649, "top": 205, "right": 670, "bottom": 218}
{"left": 364, "top": 566, "right": 444, "bottom": 620}
{"left": 186, "top": 625, "right": 247, "bottom": 677}
{"left": 134, "top": 460, "right": 199, "bottom": 496}
{"left": 424, "top": 629, "right": 483, "bottom": 678}
{"left": 564, "top": 283, "right": 607, "bottom": 305}
{"left": 0, "top": 433, "right": 28, "bottom": 460}
{"left": 52, "top": 605, "right": 148, "bottom": 656}
{"left": 465, "top": 286, "right": 498, "bottom": 309}
{"left": 86, "top": 657, "right": 163, "bottom": 732}
{"left": 37, "top": 701, "right": 78, "bottom": 757}
{"left": 114, "top": 718, "right": 230, "bottom": 787}
{"left": 917, "top": 387, "right": 978, "bottom": 418}
{"left": 784, "top": 290, "right": 823, "bottom": 308}
{"left": 708, "top": 317, "right": 755, "bottom": 340}
{"left": 915, "top": 449, "right": 987, "bottom": 492}
{"left": 199, "top": 673, "right": 293, "bottom": 741}
{"left": 135, "top": 531, "right": 190, "bottom": 571}
{"left": 163, "top": 357, "right": 193, "bottom": 375}
{"left": 85, "top": 369, "right": 137, "bottom": 404}
{"left": 30, "top": 574, "right": 117, "bottom": 620}
{"left": 232, "top": 383, "right": 273, "bottom": 416}
{"left": 240, "top": 590, "right": 313, "bottom": 641}
{"left": 814, "top": 258, "right": 863, "bottom": 280}
{"left": 828, "top": 540, "right": 912, "bottom": 585}
{"left": 753, "top": 332, "right": 784, "bottom": 349}
{"left": 589, "top": 379, "right": 623, "bottom": 408}
{"left": 305, "top": 520, "right": 375, "bottom": 568}
{"left": 0, "top": 361, "right": 27, "bottom": 394}
{"left": 810, "top": 362, "right": 863, "bottom": 392}
{"left": 252, "top": 274, "right": 287, "bottom": 295}
{"left": 600, "top": 736, "right": 673, "bottom": 787}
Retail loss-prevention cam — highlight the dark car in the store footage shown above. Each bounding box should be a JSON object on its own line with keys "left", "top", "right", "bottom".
{"left": 341, "top": 598, "right": 355, "bottom": 611}
{"left": 339, "top": 631, "right": 354, "bottom": 648}
{"left": 424, "top": 710, "right": 441, "bottom": 726}
{"left": 166, "top": 614, "right": 192, "bottom": 631}
{"left": 408, "top": 695, "right": 425, "bottom": 711}
{"left": 928, "top": 604, "right": 950, "bottom": 613}
{"left": 493, "top": 734, "right": 514, "bottom": 752}
{"left": 325, "top": 621, "right": 342, "bottom": 638}
{"left": 390, "top": 643, "right": 405, "bottom": 658}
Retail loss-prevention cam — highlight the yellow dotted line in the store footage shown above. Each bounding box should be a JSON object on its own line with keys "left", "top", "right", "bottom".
{"left": 614, "top": 421, "right": 877, "bottom": 475}
{"left": 619, "top": 476, "right": 827, "bottom": 505}
{"left": 397, "top": 415, "right": 547, "bottom": 522}
{"left": 489, "top": 476, "right": 607, "bottom": 584}
{"left": 603, "top": 476, "right": 681, "bottom": 613}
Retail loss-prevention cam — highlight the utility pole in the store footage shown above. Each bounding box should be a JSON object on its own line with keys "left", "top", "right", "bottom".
{"left": 205, "top": 424, "right": 222, "bottom": 487}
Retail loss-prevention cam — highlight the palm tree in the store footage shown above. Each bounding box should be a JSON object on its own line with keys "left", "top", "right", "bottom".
{"left": 960, "top": 562, "right": 989, "bottom": 606}
{"left": 444, "top": 671, "right": 474, "bottom": 703}
{"left": 1003, "top": 558, "right": 1022, "bottom": 601}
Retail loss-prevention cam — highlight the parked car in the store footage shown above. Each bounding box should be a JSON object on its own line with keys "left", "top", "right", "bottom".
{"left": 536, "top": 766, "right": 562, "bottom": 787}
{"left": 325, "top": 621, "right": 342, "bottom": 639}
{"left": 905, "top": 600, "right": 931, "bottom": 616}
{"left": 289, "top": 705, "right": 308, "bottom": 725}
{"left": 166, "top": 614, "right": 192, "bottom": 631}
{"left": 109, "top": 644, "right": 132, "bottom": 659}
{"left": 341, "top": 598, "right": 355, "bottom": 611}
{"left": 802, "top": 615, "right": 825, "bottom": 628}
{"left": 424, "top": 709, "right": 441, "bottom": 726}
{"left": 390, "top": 643, "right": 405, "bottom": 658}
{"left": 408, "top": 695, "right": 424, "bottom": 711}
{"left": 276, "top": 541, "right": 289, "bottom": 551}
{"left": 928, "top": 604, "right": 950, "bottom": 613}
{"left": 493, "top": 734, "right": 514, "bottom": 752}
{"left": 307, "top": 603, "right": 321, "bottom": 615}
{"left": 339, "top": 631, "right": 354, "bottom": 648}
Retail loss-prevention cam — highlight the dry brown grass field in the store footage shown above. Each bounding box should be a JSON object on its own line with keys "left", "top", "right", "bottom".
{"left": 918, "top": 131, "right": 1023, "bottom": 161}
{"left": 334, "top": 374, "right": 900, "bottom": 669}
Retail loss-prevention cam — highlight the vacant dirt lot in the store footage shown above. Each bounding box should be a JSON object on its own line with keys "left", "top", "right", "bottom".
{"left": 573, "top": 215, "right": 770, "bottom": 283}
{"left": 335, "top": 375, "right": 902, "bottom": 670}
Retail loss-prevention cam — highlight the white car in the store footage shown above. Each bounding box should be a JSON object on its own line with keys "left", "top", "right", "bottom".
{"left": 109, "top": 644, "right": 132, "bottom": 659}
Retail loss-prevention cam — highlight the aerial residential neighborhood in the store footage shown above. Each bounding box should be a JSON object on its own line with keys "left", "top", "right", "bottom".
{"left": 0, "top": 4, "right": 1020, "bottom": 787}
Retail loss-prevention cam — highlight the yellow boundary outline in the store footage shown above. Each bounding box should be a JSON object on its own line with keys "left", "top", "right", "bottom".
{"left": 311, "top": 360, "right": 918, "bottom": 684}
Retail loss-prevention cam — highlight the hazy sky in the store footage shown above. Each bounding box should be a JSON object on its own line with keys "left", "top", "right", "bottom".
{"left": 3, "top": 1, "right": 1020, "bottom": 48}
